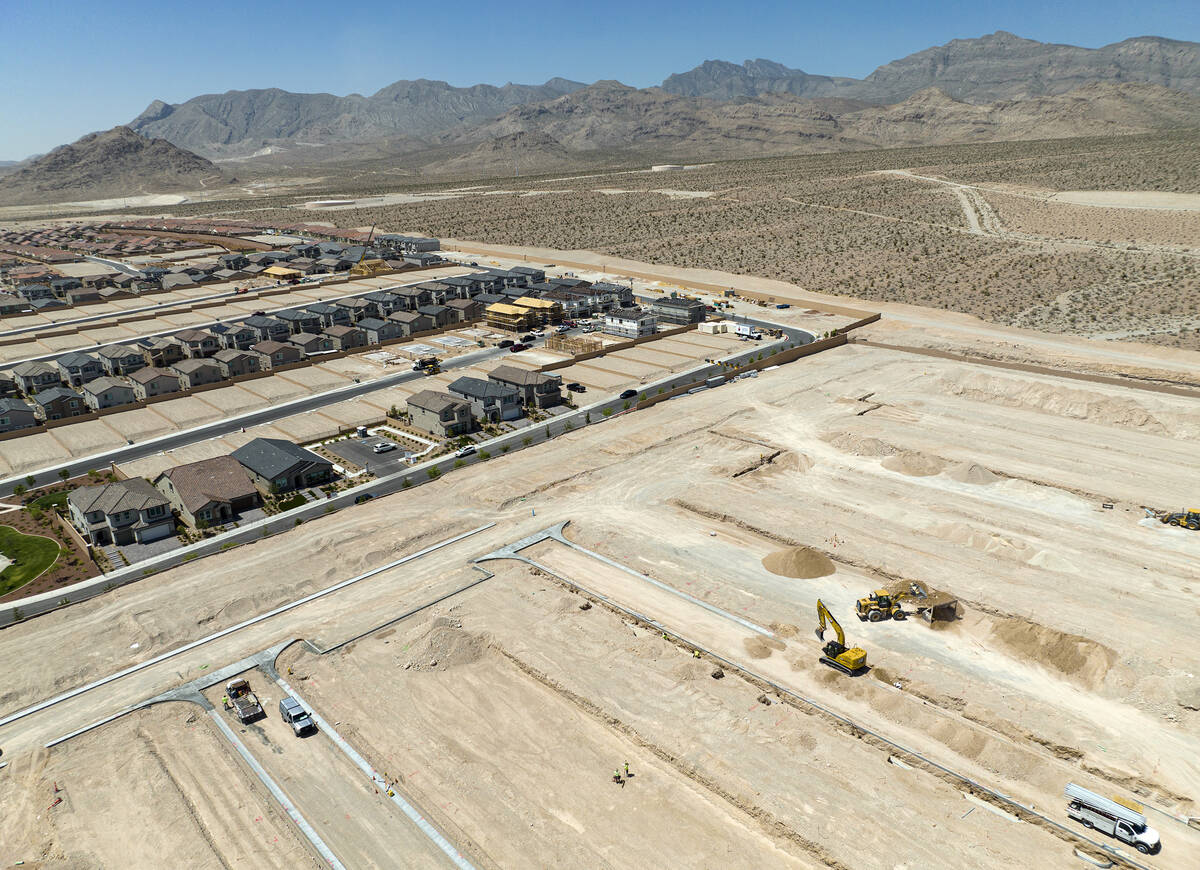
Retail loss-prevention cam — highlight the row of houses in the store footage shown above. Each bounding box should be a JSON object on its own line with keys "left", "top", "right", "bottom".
{"left": 406, "top": 364, "right": 563, "bottom": 437}
{"left": 65, "top": 437, "right": 334, "bottom": 546}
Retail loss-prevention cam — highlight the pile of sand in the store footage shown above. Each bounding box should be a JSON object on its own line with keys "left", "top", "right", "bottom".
{"left": 774, "top": 451, "right": 814, "bottom": 472}
{"left": 946, "top": 462, "right": 999, "bottom": 485}
{"left": 743, "top": 635, "right": 787, "bottom": 659}
{"left": 882, "top": 451, "right": 945, "bottom": 477}
{"left": 761, "top": 546, "right": 835, "bottom": 579}
{"left": 822, "top": 432, "right": 896, "bottom": 457}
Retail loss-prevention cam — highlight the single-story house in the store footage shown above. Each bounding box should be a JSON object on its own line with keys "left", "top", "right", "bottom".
{"left": 68, "top": 477, "right": 173, "bottom": 546}
{"left": 154, "top": 455, "right": 260, "bottom": 529}
{"left": 447, "top": 376, "right": 522, "bottom": 423}
{"left": 251, "top": 340, "right": 303, "bottom": 370}
{"left": 129, "top": 366, "right": 181, "bottom": 400}
{"left": 171, "top": 358, "right": 224, "bottom": 389}
{"left": 232, "top": 437, "right": 334, "bottom": 494}
{"left": 407, "top": 389, "right": 474, "bottom": 438}
{"left": 32, "top": 386, "right": 86, "bottom": 421}
{"left": 82, "top": 376, "right": 136, "bottom": 410}
{"left": 213, "top": 348, "right": 260, "bottom": 378}
{"left": 0, "top": 397, "right": 37, "bottom": 433}
{"left": 487, "top": 364, "right": 563, "bottom": 408}
{"left": 161, "top": 273, "right": 196, "bottom": 291}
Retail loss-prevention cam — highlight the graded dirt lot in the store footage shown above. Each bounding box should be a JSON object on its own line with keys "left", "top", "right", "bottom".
{"left": 2, "top": 303, "right": 1198, "bottom": 868}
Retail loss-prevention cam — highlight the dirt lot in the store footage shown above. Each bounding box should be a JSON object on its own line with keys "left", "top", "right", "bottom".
{"left": 1, "top": 266, "right": 1198, "bottom": 867}
{"left": 0, "top": 704, "right": 317, "bottom": 869}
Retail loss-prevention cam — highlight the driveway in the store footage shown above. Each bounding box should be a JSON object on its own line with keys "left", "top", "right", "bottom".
{"left": 326, "top": 438, "right": 412, "bottom": 475}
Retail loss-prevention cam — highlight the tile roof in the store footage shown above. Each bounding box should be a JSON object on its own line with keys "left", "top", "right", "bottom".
{"left": 70, "top": 478, "right": 168, "bottom": 515}
{"left": 156, "top": 456, "right": 257, "bottom": 514}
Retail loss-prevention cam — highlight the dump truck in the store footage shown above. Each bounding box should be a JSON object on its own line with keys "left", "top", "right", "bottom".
{"left": 225, "top": 678, "right": 263, "bottom": 723}
{"left": 1065, "top": 783, "right": 1161, "bottom": 854}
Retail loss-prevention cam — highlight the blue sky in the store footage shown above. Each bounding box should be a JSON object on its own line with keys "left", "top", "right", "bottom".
{"left": 1, "top": 0, "right": 1197, "bottom": 160}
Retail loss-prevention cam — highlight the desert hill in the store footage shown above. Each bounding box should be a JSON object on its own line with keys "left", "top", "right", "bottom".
{"left": 663, "top": 32, "right": 1200, "bottom": 103}
{"left": 0, "top": 126, "right": 228, "bottom": 205}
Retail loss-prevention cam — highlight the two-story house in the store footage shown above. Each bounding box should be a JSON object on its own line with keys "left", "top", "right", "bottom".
{"left": 31, "top": 386, "right": 86, "bottom": 421}
{"left": 251, "top": 340, "right": 303, "bottom": 370}
{"left": 68, "top": 477, "right": 174, "bottom": 546}
{"left": 171, "top": 358, "right": 224, "bottom": 389}
{"left": 0, "top": 397, "right": 37, "bottom": 433}
{"left": 129, "top": 366, "right": 181, "bottom": 400}
{"left": 82, "top": 376, "right": 136, "bottom": 410}
{"left": 487, "top": 364, "right": 563, "bottom": 409}
{"left": 12, "top": 360, "right": 61, "bottom": 394}
{"left": 212, "top": 348, "right": 260, "bottom": 378}
{"left": 176, "top": 329, "right": 221, "bottom": 358}
{"left": 407, "top": 390, "right": 474, "bottom": 438}
{"left": 97, "top": 344, "right": 147, "bottom": 376}
{"left": 447, "top": 376, "right": 522, "bottom": 423}
{"left": 56, "top": 351, "right": 104, "bottom": 387}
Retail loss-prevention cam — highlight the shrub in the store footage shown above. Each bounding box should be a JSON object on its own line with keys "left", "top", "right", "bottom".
{"left": 522, "top": 436, "right": 532, "bottom": 447}
{"left": 603, "top": 407, "right": 613, "bottom": 417}
{"left": 427, "top": 466, "right": 441, "bottom": 479}
{"left": 454, "top": 459, "right": 465, "bottom": 469}
{"left": 12, "top": 485, "right": 25, "bottom": 498}
{"left": 58, "top": 469, "right": 70, "bottom": 481}
{"left": 402, "top": 477, "right": 411, "bottom": 488}
{"left": 478, "top": 450, "right": 490, "bottom": 460}
{"left": 501, "top": 444, "right": 510, "bottom": 453}
{"left": 623, "top": 400, "right": 631, "bottom": 410}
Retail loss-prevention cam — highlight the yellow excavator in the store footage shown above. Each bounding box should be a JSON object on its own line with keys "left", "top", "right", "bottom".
{"left": 856, "top": 589, "right": 907, "bottom": 622}
{"left": 815, "top": 599, "right": 868, "bottom": 675}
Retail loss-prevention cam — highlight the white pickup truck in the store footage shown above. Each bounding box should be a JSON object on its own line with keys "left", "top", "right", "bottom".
{"left": 1065, "top": 783, "right": 1161, "bottom": 854}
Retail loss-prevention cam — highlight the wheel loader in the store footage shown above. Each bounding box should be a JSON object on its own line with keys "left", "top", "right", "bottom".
{"left": 856, "top": 589, "right": 907, "bottom": 622}
{"left": 815, "top": 599, "right": 868, "bottom": 675}
{"left": 1160, "top": 509, "right": 1199, "bottom": 531}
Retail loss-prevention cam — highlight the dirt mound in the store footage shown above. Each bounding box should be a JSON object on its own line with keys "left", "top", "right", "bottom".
{"left": 946, "top": 462, "right": 999, "bottom": 484}
{"left": 775, "top": 451, "right": 814, "bottom": 472}
{"left": 743, "top": 635, "right": 787, "bottom": 659}
{"left": 762, "top": 546, "right": 836, "bottom": 579}
{"left": 882, "top": 451, "right": 945, "bottom": 476}
{"left": 822, "top": 432, "right": 897, "bottom": 457}
{"left": 403, "top": 616, "right": 488, "bottom": 670}
{"left": 990, "top": 618, "right": 1116, "bottom": 688}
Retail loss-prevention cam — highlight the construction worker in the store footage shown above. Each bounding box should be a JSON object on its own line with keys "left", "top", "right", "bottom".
{"left": 612, "top": 769, "right": 623, "bottom": 785}
{"left": 221, "top": 695, "right": 230, "bottom": 710}
{"left": 624, "top": 762, "right": 630, "bottom": 778}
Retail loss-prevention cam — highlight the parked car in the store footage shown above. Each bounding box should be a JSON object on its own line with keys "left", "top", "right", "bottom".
{"left": 372, "top": 442, "right": 396, "bottom": 454}
{"left": 619, "top": 389, "right": 638, "bottom": 400}
{"left": 354, "top": 493, "right": 374, "bottom": 504}
{"left": 509, "top": 343, "right": 528, "bottom": 353}
{"left": 498, "top": 339, "right": 514, "bottom": 348}
{"left": 278, "top": 697, "right": 315, "bottom": 736}
{"left": 567, "top": 382, "right": 586, "bottom": 393}
{"left": 556, "top": 325, "right": 571, "bottom": 333}
{"left": 456, "top": 445, "right": 476, "bottom": 458}
{"left": 520, "top": 334, "right": 536, "bottom": 343}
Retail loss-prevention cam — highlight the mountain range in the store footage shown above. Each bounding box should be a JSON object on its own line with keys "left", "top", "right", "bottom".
{"left": 126, "top": 32, "right": 1200, "bottom": 161}
{"left": 0, "top": 127, "right": 228, "bottom": 205}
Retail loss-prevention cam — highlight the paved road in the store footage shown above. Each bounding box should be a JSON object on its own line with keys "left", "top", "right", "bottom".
{"left": 0, "top": 341, "right": 514, "bottom": 495}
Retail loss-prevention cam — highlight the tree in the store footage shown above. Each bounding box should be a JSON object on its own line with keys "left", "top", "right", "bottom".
{"left": 426, "top": 466, "right": 441, "bottom": 479}
{"left": 25, "top": 475, "right": 35, "bottom": 487}
{"left": 522, "top": 436, "right": 533, "bottom": 447}
{"left": 58, "top": 469, "right": 70, "bottom": 482}
{"left": 12, "top": 484, "right": 25, "bottom": 498}
{"left": 584, "top": 412, "right": 591, "bottom": 424}
{"left": 623, "top": 400, "right": 631, "bottom": 410}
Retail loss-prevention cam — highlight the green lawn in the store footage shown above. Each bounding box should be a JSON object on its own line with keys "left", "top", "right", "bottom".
{"left": 28, "top": 490, "right": 69, "bottom": 511}
{"left": 0, "top": 525, "right": 62, "bottom": 596}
